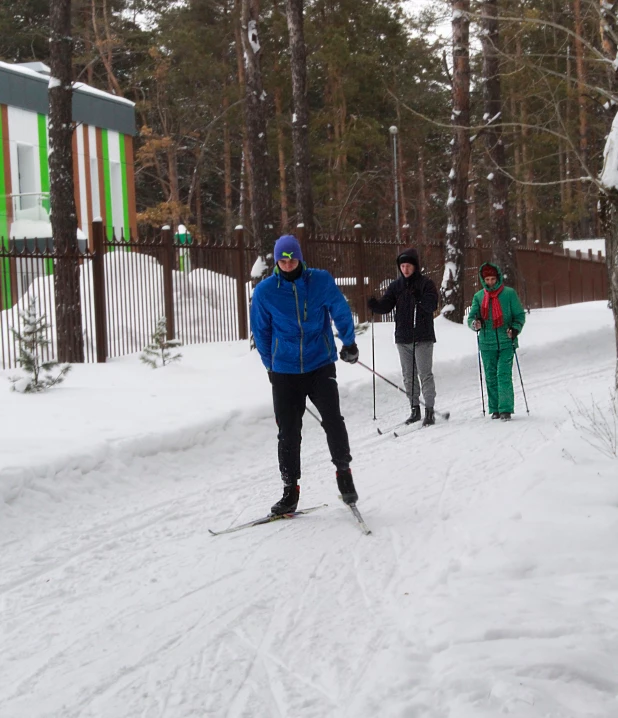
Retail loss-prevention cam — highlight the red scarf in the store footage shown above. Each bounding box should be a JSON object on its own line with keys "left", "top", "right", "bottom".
{"left": 481, "top": 284, "right": 504, "bottom": 328}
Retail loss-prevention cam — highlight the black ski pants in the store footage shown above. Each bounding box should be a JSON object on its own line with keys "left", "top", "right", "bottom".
{"left": 270, "top": 362, "right": 352, "bottom": 485}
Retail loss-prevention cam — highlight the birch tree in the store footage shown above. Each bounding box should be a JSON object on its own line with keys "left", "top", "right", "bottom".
{"left": 441, "top": 0, "right": 471, "bottom": 324}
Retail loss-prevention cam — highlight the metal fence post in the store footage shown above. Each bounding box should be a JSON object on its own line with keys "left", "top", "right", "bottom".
{"left": 235, "top": 225, "right": 249, "bottom": 340}
{"left": 161, "top": 225, "right": 175, "bottom": 339}
{"left": 354, "top": 224, "right": 367, "bottom": 323}
{"left": 92, "top": 219, "right": 107, "bottom": 363}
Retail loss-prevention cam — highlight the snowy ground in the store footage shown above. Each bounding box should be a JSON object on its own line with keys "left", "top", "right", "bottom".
{"left": 1, "top": 302, "right": 617, "bottom": 718}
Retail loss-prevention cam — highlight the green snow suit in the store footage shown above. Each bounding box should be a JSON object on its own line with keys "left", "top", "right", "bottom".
{"left": 467, "top": 263, "right": 526, "bottom": 414}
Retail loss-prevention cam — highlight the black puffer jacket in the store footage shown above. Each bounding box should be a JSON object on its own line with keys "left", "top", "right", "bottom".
{"left": 370, "top": 248, "right": 438, "bottom": 344}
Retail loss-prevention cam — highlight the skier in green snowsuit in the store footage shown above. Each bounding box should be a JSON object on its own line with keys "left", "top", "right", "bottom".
{"left": 467, "top": 262, "right": 526, "bottom": 421}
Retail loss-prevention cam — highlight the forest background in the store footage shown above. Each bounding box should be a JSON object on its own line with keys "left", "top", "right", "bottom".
{"left": 0, "top": 0, "right": 609, "bottom": 249}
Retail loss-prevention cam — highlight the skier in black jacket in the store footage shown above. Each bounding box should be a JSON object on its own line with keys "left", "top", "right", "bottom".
{"left": 368, "top": 248, "right": 439, "bottom": 426}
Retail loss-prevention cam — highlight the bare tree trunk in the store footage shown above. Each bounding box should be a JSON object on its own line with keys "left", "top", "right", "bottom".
{"left": 223, "top": 104, "right": 234, "bottom": 243}
{"left": 195, "top": 164, "right": 202, "bottom": 235}
{"left": 286, "top": 0, "right": 314, "bottom": 232}
{"left": 49, "top": 0, "right": 84, "bottom": 363}
{"left": 516, "top": 36, "right": 536, "bottom": 247}
{"left": 468, "top": 172, "right": 477, "bottom": 243}
{"left": 481, "top": 0, "right": 516, "bottom": 282}
{"left": 509, "top": 93, "right": 524, "bottom": 243}
{"left": 441, "top": 0, "right": 470, "bottom": 324}
{"left": 274, "top": 85, "right": 289, "bottom": 231}
{"left": 573, "top": 0, "right": 590, "bottom": 237}
{"left": 240, "top": 0, "right": 274, "bottom": 260}
{"left": 564, "top": 44, "right": 575, "bottom": 239}
{"left": 417, "top": 144, "right": 427, "bottom": 244}
{"left": 90, "top": 0, "right": 123, "bottom": 97}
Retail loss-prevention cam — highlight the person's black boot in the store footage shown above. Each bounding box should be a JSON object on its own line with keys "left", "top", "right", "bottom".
{"left": 270, "top": 483, "right": 300, "bottom": 516}
{"left": 491, "top": 412, "right": 501, "bottom": 419}
{"left": 422, "top": 408, "right": 435, "bottom": 427}
{"left": 336, "top": 469, "right": 358, "bottom": 505}
{"left": 405, "top": 406, "right": 422, "bottom": 424}
{"left": 500, "top": 412, "right": 512, "bottom": 422}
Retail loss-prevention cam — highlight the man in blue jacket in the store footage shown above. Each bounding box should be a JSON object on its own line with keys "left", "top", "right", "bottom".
{"left": 251, "top": 234, "right": 360, "bottom": 515}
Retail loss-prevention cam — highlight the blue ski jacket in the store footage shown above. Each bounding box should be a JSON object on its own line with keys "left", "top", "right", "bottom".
{"left": 250, "top": 266, "right": 356, "bottom": 374}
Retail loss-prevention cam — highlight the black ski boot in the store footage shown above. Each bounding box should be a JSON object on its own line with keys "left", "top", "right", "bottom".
{"left": 491, "top": 412, "right": 501, "bottom": 419}
{"left": 270, "top": 483, "right": 300, "bottom": 516}
{"left": 405, "top": 406, "right": 422, "bottom": 425}
{"left": 336, "top": 469, "right": 358, "bottom": 505}
{"left": 422, "top": 408, "right": 435, "bottom": 427}
{"left": 500, "top": 412, "right": 512, "bottom": 422}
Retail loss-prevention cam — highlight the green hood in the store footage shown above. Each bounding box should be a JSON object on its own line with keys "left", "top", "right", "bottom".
{"left": 479, "top": 262, "right": 504, "bottom": 291}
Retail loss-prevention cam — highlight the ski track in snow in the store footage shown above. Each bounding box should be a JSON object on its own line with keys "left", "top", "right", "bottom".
{"left": 1, "top": 314, "right": 618, "bottom": 717}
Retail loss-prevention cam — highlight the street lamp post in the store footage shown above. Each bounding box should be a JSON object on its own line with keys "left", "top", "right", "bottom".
{"left": 389, "top": 125, "right": 400, "bottom": 243}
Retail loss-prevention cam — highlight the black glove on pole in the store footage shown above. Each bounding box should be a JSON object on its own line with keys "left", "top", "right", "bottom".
{"left": 340, "top": 343, "right": 359, "bottom": 364}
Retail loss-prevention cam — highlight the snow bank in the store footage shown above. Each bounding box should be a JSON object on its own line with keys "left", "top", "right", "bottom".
{"left": 0, "top": 303, "right": 616, "bottom": 718}
{"left": 0, "top": 301, "right": 613, "bottom": 509}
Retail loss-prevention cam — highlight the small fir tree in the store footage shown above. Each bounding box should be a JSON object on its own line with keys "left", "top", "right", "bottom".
{"left": 9, "top": 297, "right": 72, "bottom": 393}
{"left": 140, "top": 316, "right": 182, "bottom": 368}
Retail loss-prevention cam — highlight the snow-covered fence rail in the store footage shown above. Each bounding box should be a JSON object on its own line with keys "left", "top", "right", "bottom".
{"left": 0, "top": 223, "right": 608, "bottom": 370}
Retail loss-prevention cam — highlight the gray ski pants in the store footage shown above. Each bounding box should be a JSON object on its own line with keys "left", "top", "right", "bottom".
{"left": 396, "top": 341, "right": 436, "bottom": 409}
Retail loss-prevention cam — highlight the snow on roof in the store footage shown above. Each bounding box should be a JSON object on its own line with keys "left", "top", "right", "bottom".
{"left": 16, "top": 61, "right": 50, "bottom": 74}
{"left": 73, "top": 82, "right": 135, "bottom": 107}
{"left": 0, "top": 61, "right": 135, "bottom": 108}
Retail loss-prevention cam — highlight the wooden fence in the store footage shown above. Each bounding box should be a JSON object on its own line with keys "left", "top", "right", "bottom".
{"left": 0, "top": 222, "right": 608, "bottom": 370}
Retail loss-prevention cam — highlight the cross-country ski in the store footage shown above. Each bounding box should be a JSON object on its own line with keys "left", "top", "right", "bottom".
{"left": 208, "top": 504, "right": 327, "bottom": 536}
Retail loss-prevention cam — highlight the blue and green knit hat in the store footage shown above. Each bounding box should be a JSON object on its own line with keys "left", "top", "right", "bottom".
{"left": 274, "top": 235, "right": 303, "bottom": 263}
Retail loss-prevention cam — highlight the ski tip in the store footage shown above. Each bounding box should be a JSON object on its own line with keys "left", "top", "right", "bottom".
{"left": 377, "top": 428, "right": 383, "bottom": 435}
{"left": 393, "top": 432, "right": 399, "bottom": 438}
{"left": 208, "top": 529, "right": 219, "bottom": 536}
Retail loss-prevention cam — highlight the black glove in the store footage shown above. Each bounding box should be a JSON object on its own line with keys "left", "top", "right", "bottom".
{"left": 339, "top": 343, "right": 359, "bottom": 364}
{"left": 367, "top": 296, "right": 379, "bottom": 312}
{"left": 508, "top": 327, "right": 519, "bottom": 339}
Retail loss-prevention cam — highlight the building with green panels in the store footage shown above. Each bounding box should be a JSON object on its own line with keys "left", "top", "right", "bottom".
{"left": 0, "top": 61, "right": 137, "bottom": 307}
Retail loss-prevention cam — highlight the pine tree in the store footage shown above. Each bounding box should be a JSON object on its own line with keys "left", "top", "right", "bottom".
{"left": 9, "top": 297, "right": 71, "bottom": 393}
{"left": 140, "top": 317, "right": 182, "bottom": 369}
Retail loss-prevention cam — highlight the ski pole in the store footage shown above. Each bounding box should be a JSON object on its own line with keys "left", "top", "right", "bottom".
{"left": 410, "top": 302, "right": 418, "bottom": 413}
{"left": 476, "top": 331, "right": 486, "bottom": 416}
{"left": 356, "top": 360, "right": 451, "bottom": 420}
{"left": 371, "top": 314, "right": 376, "bottom": 421}
{"left": 306, "top": 405, "right": 321, "bottom": 423}
{"left": 513, "top": 345, "right": 530, "bottom": 415}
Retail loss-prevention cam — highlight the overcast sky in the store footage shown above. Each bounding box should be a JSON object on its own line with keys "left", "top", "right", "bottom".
{"left": 403, "top": 0, "right": 451, "bottom": 41}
